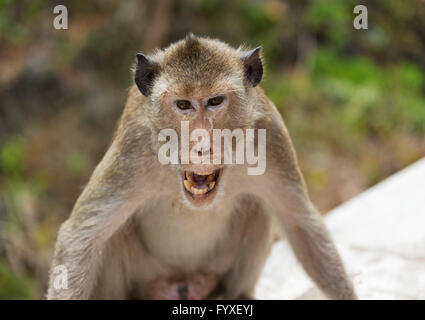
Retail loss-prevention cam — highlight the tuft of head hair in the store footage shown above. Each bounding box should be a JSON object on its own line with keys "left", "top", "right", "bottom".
{"left": 134, "top": 34, "right": 263, "bottom": 97}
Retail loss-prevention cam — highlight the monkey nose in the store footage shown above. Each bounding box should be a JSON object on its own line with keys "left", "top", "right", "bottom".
{"left": 197, "top": 148, "right": 211, "bottom": 157}
{"left": 192, "top": 145, "right": 211, "bottom": 157}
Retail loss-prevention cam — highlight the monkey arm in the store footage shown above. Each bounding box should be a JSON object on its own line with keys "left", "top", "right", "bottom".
{"left": 249, "top": 107, "right": 357, "bottom": 300}
{"left": 267, "top": 185, "right": 357, "bottom": 300}
{"left": 47, "top": 122, "right": 159, "bottom": 299}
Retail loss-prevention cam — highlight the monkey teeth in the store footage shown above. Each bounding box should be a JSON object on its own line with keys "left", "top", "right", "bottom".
{"left": 183, "top": 170, "right": 219, "bottom": 196}
{"left": 191, "top": 186, "right": 208, "bottom": 195}
{"left": 195, "top": 170, "right": 214, "bottom": 175}
{"left": 183, "top": 179, "right": 193, "bottom": 191}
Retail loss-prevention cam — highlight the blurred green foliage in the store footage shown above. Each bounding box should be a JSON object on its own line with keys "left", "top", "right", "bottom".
{"left": 0, "top": 0, "right": 424, "bottom": 298}
{"left": 0, "top": 259, "right": 36, "bottom": 299}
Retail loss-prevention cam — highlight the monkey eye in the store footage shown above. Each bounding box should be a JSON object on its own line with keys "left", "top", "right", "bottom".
{"left": 175, "top": 100, "right": 192, "bottom": 111}
{"left": 207, "top": 96, "right": 224, "bottom": 107}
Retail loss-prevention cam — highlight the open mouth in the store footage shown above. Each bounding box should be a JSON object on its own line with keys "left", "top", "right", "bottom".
{"left": 183, "top": 169, "right": 221, "bottom": 198}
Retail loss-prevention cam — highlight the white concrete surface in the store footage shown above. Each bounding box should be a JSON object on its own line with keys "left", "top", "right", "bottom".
{"left": 256, "top": 157, "right": 425, "bottom": 300}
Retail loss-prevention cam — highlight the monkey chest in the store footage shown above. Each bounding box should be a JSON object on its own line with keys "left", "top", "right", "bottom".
{"left": 137, "top": 200, "right": 232, "bottom": 272}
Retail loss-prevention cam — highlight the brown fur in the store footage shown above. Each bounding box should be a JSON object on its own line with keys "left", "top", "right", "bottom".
{"left": 47, "top": 35, "right": 356, "bottom": 300}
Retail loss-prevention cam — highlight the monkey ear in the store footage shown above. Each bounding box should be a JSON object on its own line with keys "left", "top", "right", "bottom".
{"left": 135, "top": 53, "right": 160, "bottom": 96}
{"left": 241, "top": 46, "right": 263, "bottom": 87}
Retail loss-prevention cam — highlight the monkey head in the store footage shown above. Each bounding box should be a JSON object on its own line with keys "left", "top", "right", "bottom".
{"left": 134, "top": 33, "right": 263, "bottom": 208}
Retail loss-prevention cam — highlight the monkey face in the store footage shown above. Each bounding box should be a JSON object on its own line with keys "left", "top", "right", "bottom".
{"left": 134, "top": 34, "right": 264, "bottom": 208}
{"left": 152, "top": 84, "right": 249, "bottom": 208}
{"left": 158, "top": 89, "right": 236, "bottom": 208}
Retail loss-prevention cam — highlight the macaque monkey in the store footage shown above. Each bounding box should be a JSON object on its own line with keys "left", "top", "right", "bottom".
{"left": 47, "top": 34, "right": 356, "bottom": 300}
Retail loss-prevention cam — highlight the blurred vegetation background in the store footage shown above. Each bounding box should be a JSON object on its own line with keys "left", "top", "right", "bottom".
{"left": 0, "top": 0, "right": 424, "bottom": 299}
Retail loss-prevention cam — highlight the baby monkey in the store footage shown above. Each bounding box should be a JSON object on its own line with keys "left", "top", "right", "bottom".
{"left": 47, "top": 34, "right": 356, "bottom": 300}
